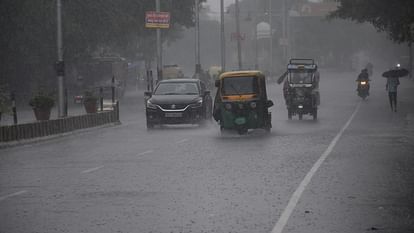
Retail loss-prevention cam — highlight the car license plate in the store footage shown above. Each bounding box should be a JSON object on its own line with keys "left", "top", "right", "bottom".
{"left": 165, "top": 112, "right": 183, "bottom": 118}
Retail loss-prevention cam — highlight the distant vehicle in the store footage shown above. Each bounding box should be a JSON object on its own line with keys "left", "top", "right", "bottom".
{"left": 75, "top": 56, "right": 128, "bottom": 102}
{"left": 144, "top": 79, "right": 212, "bottom": 129}
{"left": 163, "top": 64, "right": 185, "bottom": 79}
{"left": 74, "top": 95, "right": 83, "bottom": 104}
{"left": 283, "top": 59, "right": 320, "bottom": 120}
{"left": 213, "top": 70, "right": 273, "bottom": 134}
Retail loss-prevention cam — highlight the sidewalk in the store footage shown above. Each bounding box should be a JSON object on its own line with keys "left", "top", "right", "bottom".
{"left": 0, "top": 87, "right": 147, "bottom": 126}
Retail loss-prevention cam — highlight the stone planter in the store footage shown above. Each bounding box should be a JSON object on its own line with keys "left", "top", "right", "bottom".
{"left": 33, "top": 107, "right": 51, "bottom": 121}
{"left": 84, "top": 100, "right": 97, "bottom": 114}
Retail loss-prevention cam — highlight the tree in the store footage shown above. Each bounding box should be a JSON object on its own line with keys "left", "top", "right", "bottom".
{"left": 328, "top": 0, "right": 414, "bottom": 43}
{"left": 0, "top": 0, "right": 204, "bottom": 95}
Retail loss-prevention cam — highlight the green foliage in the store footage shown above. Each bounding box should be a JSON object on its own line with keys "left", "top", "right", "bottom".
{"left": 83, "top": 90, "right": 98, "bottom": 103}
{"left": 328, "top": 0, "right": 414, "bottom": 43}
{"left": 0, "top": 0, "right": 205, "bottom": 93}
{"left": 29, "top": 92, "right": 55, "bottom": 109}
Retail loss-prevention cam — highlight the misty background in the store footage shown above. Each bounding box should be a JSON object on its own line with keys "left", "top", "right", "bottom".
{"left": 0, "top": 0, "right": 410, "bottom": 104}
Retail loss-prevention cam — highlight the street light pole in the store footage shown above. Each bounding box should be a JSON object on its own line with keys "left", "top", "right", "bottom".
{"left": 156, "top": 0, "right": 163, "bottom": 82}
{"left": 220, "top": 0, "right": 226, "bottom": 72}
{"left": 195, "top": 0, "right": 201, "bottom": 77}
{"left": 282, "top": 0, "right": 287, "bottom": 61}
{"left": 269, "top": 0, "right": 273, "bottom": 79}
{"left": 254, "top": 18, "right": 258, "bottom": 70}
{"left": 410, "top": 41, "right": 412, "bottom": 80}
{"left": 235, "top": 0, "right": 242, "bottom": 70}
{"left": 410, "top": 24, "right": 413, "bottom": 80}
{"left": 56, "top": 0, "right": 66, "bottom": 117}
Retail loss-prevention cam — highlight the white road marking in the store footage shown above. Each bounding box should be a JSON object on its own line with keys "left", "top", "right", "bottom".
{"left": 138, "top": 150, "right": 154, "bottom": 156}
{"left": 0, "top": 190, "right": 27, "bottom": 202}
{"left": 81, "top": 166, "right": 104, "bottom": 174}
{"left": 271, "top": 102, "right": 361, "bottom": 233}
{"left": 176, "top": 139, "right": 189, "bottom": 144}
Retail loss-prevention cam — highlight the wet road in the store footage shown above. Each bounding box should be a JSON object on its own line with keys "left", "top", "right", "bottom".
{"left": 1, "top": 71, "right": 413, "bottom": 233}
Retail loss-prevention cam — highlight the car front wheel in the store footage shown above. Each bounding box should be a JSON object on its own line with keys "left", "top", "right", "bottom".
{"left": 146, "top": 121, "right": 154, "bottom": 129}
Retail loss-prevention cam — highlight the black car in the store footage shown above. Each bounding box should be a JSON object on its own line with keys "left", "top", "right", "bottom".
{"left": 144, "top": 79, "right": 212, "bottom": 129}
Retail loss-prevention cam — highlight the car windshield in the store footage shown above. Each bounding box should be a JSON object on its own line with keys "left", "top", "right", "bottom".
{"left": 289, "top": 70, "right": 313, "bottom": 84}
{"left": 154, "top": 82, "right": 199, "bottom": 95}
{"left": 222, "top": 76, "right": 259, "bottom": 95}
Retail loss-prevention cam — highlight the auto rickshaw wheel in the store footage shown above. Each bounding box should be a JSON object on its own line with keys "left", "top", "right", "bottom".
{"left": 313, "top": 109, "right": 318, "bottom": 120}
{"left": 146, "top": 121, "right": 154, "bottom": 130}
{"left": 204, "top": 101, "right": 213, "bottom": 120}
{"left": 288, "top": 109, "right": 293, "bottom": 120}
{"left": 219, "top": 125, "right": 225, "bottom": 134}
{"left": 237, "top": 128, "right": 248, "bottom": 135}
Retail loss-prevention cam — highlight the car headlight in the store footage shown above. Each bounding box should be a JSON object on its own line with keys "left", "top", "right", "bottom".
{"left": 146, "top": 100, "right": 157, "bottom": 109}
{"left": 225, "top": 103, "right": 232, "bottom": 110}
{"left": 360, "top": 81, "right": 367, "bottom": 85}
{"left": 190, "top": 99, "right": 203, "bottom": 108}
{"left": 250, "top": 102, "right": 257, "bottom": 109}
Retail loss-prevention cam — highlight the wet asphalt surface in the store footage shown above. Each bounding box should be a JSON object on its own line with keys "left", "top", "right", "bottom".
{"left": 1, "top": 71, "right": 413, "bottom": 233}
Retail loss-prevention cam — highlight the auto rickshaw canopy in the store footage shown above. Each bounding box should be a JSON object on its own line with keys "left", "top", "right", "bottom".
{"left": 216, "top": 70, "right": 268, "bottom": 101}
{"left": 219, "top": 70, "right": 265, "bottom": 80}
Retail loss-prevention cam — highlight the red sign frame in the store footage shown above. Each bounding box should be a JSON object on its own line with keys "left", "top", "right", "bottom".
{"left": 145, "top": 11, "right": 170, "bottom": 29}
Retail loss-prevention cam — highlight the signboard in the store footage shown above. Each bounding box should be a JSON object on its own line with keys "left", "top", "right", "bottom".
{"left": 256, "top": 22, "right": 271, "bottom": 39}
{"left": 289, "top": 2, "right": 339, "bottom": 17}
{"left": 145, "top": 11, "right": 170, "bottom": 29}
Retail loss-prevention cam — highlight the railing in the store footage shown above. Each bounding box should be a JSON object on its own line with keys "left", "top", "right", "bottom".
{"left": 0, "top": 102, "right": 119, "bottom": 143}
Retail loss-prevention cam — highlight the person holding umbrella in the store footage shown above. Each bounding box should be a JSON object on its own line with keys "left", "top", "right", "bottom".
{"left": 382, "top": 64, "right": 408, "bottom": 112}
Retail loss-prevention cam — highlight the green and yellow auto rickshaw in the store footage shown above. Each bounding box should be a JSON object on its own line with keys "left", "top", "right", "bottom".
{"left": 213, "top": 70, "right": 273, "bottom": 134}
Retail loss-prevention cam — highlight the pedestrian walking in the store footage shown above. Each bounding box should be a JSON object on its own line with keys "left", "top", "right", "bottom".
{"left": 386, "top": 77, "right": 399, "bottom": 112}
{"left": 382, "top": 64, "right": 408, "bottom": 112}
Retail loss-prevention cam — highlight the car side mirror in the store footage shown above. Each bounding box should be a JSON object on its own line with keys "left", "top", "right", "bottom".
{"left": 266, "top": 100, "right": 274, "bottom": 108}
{"left": 144, "top": 91, "right": 152, "bottom": 98}
{"left": 204, "top": 90, "right": 210, "bottom": 96}
{"left": 215, "top": 80, "right": 220, "bottom": 87}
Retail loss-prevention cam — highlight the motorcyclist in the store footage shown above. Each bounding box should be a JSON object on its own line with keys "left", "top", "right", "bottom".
{"left": 356, "top": 68, "right": 370, "bottom": 95}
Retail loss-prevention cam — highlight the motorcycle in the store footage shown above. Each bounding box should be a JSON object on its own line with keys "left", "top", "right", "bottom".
{"left": 357, "top": 80, "right": 370, "bottom": 100}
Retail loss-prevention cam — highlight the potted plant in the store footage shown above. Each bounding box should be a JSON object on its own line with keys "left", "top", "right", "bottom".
{"left": 29, "top": 92, "right": 55, "bottom": 121}
{"left": 83, "top": 91, "right": 98, "bottom": 114}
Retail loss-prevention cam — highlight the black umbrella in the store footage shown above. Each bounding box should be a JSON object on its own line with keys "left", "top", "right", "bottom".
{"left": 382, "top": 68, "right": 409, "bottom": 78}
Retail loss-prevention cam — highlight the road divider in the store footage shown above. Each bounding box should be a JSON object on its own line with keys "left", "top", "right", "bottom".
{"left": 0, "top": 102, "right": 120, "bottom": 143}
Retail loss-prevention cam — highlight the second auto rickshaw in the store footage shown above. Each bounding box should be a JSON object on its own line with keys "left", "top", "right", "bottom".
{"left": 282, "top": 59, "right": 320, "bottom": 120}
{"left": 213, "top": 70, "right": 273, "bottom": 134}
